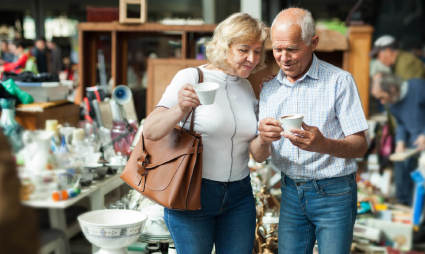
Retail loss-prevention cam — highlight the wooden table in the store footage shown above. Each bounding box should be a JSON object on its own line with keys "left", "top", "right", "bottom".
{"left": 23, "top": 173, "right": 125, "bottom": 239}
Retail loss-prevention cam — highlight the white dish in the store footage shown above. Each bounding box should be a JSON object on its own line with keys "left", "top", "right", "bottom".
{"left": 78, "top": 209, "right": 146, "bottom": 254}
{"left": 84, "top": 163, "right": 103, "bottom": 168}
{"left": 106, "top": 163, "right": 126, "bottom": 168}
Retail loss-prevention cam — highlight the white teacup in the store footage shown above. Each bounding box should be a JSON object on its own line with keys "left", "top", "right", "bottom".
{"left": 279, "top": 114, "right": 304, "bottom": 134}
{"left": 194, "top": 82, "right": 219, "bottom": 105}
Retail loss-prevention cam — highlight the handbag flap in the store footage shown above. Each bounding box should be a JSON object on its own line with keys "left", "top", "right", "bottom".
{"left": 143, "top": 127, "right": 200, "bottom": 169}
{"left": 145, "top": 149, "right": 195, "bottom": 191}
{"left": 142, "top": 130, "right": 201, "bottom": 191}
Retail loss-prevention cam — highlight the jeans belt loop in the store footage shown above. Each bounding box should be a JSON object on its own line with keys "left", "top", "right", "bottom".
{"left": 312, "top": 179, "right": 320, "bottom": 193}
{"left": 281, "top": 172, "right": 286, "bottom": 187}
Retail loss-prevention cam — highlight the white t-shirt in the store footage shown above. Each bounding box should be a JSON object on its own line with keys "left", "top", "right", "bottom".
{"left": 157, "top": 66, "right": 258, "bottom": 182}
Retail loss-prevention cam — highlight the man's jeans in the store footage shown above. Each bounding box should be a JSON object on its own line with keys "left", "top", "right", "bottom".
{"left": 164, "top": 175, "right": 256, "bottom": 254}
{"left": 394, "top": 156, "right": 418, "bottom": 206}
{"left": 278, "top": 173, "right": 357, "bottom": 254}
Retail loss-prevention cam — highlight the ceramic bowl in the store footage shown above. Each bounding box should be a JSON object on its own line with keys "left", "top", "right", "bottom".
{"left": 78, "top": 209, "right": 146, "bottom": 253}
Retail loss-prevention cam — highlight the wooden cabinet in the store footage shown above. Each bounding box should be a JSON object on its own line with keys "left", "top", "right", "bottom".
{"left": 78, "top": 22, "right": 373, "bottom": 117}
{"left": 343, "top": 25, "right": 374, "bottom": 117}
{"left": 77, "top": 22, "right": 216, "bottom": 104}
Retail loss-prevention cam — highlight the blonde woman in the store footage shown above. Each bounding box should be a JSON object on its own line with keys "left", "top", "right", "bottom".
{"left": 143, "top": 12, "right": 267, "bottom": 254}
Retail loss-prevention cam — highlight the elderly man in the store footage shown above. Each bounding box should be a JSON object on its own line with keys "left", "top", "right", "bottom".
{"left": 372, "top": 73, "right": 425, "bottom": 205}
{"left": 249, "top": 7, "right": 368, "bottom": 254}
{"left": 370, "top": 35, "right": 425, "bottom": 80}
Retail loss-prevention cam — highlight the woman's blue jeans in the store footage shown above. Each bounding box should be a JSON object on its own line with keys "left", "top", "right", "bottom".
{"left": 164, "top": 175, "right": 256, "bottom": 254}
{"left": 278, "top": 173, "right": 357, "bottom": 254}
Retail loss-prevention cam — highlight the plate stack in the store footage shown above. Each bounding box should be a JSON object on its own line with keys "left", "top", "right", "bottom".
{"left": 139, "top": 205, "right": 172, "bottom": 243}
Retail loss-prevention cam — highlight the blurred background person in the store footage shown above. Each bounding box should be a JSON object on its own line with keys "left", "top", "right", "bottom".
{"left": 370, "top": 35, "right": 425, "bottom": 80}
{"left": 47, "top": 40, "right": 62, "bottom": 76}
{"left": 0, "top": 40, "right": 29, "bottom": 76}
{"left": 371, "top": 72, "right": 425, "bottom": 206}
{"left": 31, "top": 37, "right": 49, "bottom": 74}
{"left": 0, "top": 40, "right": 15, "bottom": 64}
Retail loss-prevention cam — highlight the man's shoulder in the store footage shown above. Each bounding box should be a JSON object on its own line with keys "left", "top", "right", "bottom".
{"left": 398, "top": 50, "right": 423, "bottom": 64}
{"left": 316, "top": 57, "right": 349, "bottom": 75}
{"left": 260, "top": 77, "right": 280, "bottom": 96}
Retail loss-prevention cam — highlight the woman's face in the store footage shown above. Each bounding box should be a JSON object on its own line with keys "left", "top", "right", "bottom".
{"left": 226, "top": 40, "right": 262, "bottom": 78}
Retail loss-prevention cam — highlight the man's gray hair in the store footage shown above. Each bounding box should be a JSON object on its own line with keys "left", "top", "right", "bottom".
{"left": 376, "top": 72, "right": 402, "bottom": 94}
{"left": 271, "top": 8, "right": 315, "bottom": 45}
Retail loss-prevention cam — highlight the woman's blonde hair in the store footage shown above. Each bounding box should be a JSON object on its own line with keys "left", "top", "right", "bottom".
{"left": 206, "top": 12, "right": 268, "bottom": 73}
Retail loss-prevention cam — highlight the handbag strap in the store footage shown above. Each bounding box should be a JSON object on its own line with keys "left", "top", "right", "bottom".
{"left": 138, "top": 67, "right": 203, "bottom": 173}
{"left": 189, "top": 67, "right": 203, "bottom": 132}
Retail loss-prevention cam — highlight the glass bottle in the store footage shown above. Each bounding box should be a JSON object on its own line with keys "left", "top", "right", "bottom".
{"left": 110, "top": 100, "right": 137, "bottom": 156}
{"left": 0, "top": 98, "right": 24, "bottom": 152}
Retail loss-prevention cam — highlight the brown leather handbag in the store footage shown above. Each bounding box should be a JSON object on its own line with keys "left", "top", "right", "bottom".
{"left": 120, "top": 68, "right": 203, "bottom": 210}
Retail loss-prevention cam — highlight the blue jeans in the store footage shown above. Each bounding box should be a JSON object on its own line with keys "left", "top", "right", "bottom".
{"left": 394, "top": 155, "right": 418, "bottom": 206}
{"left": 164, "top": 175, "right": 256, "bottom": 254}
{"left": 278, "top": 173, "right": 357, "bottom": 254}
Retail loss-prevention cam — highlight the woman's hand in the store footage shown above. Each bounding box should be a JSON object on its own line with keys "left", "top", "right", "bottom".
{"left": 178, "top": 84, "right": 200, "bottom": 114}
{"left": 258, "top": 118, "right": 282, "bottom": 144}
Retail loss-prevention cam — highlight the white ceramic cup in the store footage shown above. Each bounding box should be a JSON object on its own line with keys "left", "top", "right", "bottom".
{"left": 194, "top": 82, "right": 219, "bottom": 105}
{"left": 279, "top": 114, "right": 304, "bottom": 134}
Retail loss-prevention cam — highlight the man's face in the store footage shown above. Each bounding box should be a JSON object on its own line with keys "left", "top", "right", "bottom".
{"left": 8, "top": 44, "right": 17, "bottom": 55}
{"left": 271, "top": 23, "right": 318, "bottom": 83}
{"left": 377, "top": 48, "right": 396, "bottom": 67}
{"left": 371, "top": 85, "right": 392, "bottom": 105}
{"left": 0, "top": 42, "right": 7, "bottom": 51}
{"left": 371, "top": 76, "right": 398, "bottom": 104}
{"left": 35, "top": 40, "right": 46, "bottom": 50}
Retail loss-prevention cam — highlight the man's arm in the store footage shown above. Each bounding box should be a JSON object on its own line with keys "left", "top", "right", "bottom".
{"left": 285, "top": 123, "right": 368, "bottom": 158}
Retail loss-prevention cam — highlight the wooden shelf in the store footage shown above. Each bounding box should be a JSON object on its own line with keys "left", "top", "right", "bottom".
{"left": 78, "top": 22, "right": 216, "bottom": 32}
{"left": 77, "top": 22, "right": 216, "bottom": 116}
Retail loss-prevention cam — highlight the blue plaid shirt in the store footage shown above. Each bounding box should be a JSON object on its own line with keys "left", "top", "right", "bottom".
{"left": 259, "top": 54, "right": 368, "bottom": 179}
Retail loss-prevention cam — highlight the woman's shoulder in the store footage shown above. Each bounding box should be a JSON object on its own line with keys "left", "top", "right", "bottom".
{"left": 170, "top": 67, "right": 201, "bottom": 85}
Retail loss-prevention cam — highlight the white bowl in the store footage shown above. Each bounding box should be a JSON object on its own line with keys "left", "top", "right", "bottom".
{"left": 78, "top": 209, "right": 146, "bottom": 254}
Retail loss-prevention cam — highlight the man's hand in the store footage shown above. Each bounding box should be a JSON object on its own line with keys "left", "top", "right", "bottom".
{"left": 258, "top": 118, "right": 282, "bottom": 144}
{"left": 282, "top": 122, "right": 327, "bottom": 152}
{"left": 414, "top": 135, "right": 425, "bottom": 151}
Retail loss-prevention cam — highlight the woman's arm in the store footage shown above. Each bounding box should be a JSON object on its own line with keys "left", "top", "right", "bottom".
{"left": 249, "top": 118, "right": 282, "bottom": 162}
{"left": 2, "top": 53, "right": 28, "bottom": 72}
{"left": 143, "top": 106, "right": 186, "bottom": 140}
{"left": 143, "top": 84, "right": 200, "bottom": 140}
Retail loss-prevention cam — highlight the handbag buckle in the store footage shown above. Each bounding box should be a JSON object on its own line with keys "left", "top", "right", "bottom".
{"left": 137, "top": 154, "right": 150, "bottom": 169}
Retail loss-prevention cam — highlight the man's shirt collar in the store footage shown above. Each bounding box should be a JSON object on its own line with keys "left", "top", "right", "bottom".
{"left": 276, "top": 54, "right": 320, "bottom": 86}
